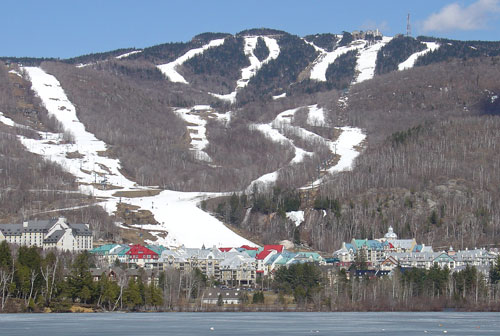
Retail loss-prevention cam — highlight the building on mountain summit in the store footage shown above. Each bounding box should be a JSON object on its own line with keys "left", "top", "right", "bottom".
{"left": 0, "top": 217, "right": 93, "bottom": 251}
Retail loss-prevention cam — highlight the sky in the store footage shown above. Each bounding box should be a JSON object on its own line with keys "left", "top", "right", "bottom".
{"left": 1, "top": 0, "right": 500, "bottom": 59}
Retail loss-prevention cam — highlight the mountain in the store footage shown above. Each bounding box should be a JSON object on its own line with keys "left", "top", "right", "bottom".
{"left": 1, "top": 28, "right": 500, "bottom": 251}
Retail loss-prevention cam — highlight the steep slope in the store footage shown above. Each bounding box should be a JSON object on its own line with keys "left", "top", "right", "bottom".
{"left": 16, "top": 67, "right": 256, "bottom": 248}
{"left": 2, "top": 29, "right": 500, "bottom": 251}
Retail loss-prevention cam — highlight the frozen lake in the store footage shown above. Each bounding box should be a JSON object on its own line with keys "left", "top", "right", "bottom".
{"left": 0, "top": 312, "right": 499, "bottom": 335}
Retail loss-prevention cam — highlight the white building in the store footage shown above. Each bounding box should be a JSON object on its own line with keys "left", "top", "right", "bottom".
{"left": 0, "top": 217, "right": 93, "bottom": 252}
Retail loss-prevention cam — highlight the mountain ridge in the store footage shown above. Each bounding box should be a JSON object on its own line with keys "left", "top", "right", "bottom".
{"left": 1, "top": 28, "right": 499, "bottom": 251}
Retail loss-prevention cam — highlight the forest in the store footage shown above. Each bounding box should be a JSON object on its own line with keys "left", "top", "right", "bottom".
{"left": 1, "top": 29, "right": 500, "bottom": 256}
{"left": 2, "top": 241, "right": 500, "bottom": 312}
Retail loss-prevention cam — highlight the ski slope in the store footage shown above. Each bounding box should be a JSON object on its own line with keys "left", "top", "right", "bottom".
{"left": 353, "top": 36, "right": 392, "bottom": 84}
{"left": 13, "top": 67, "right": 256, "bottom": 248}
{"left": 310, "top": 41, "right": 366, "bottom": 82}
{"left": 174, "top": 105, "right": 213, "bottom": 162}
{"left": 398, "top": 42, "right": 440, "bottom": 71}
{"left": 249, "top": 105, "right": 364, "bottom": 192}
{"left": 210, "top": 36, "right": 280, "bottom": 104}
{"left": 157, "top": 38, "right": 225, "bottom": 84}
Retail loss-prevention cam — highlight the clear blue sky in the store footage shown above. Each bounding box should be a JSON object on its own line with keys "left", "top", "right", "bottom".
{"left": 2, "top": 0, "right": 499, "bottom": 58}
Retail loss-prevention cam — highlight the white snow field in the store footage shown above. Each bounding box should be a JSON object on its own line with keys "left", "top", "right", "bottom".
{"left": 15, "top": 67, "right": 256, "bottom": 248}
{"left": 157, "top": 38, "right": 225, "bottom": 84}
{"left": 210, "top": 36, "right": 280, "bottom": 104}
{"left": 398, "top": 42, "right": 440, "bottom": 71}
{"left": 353, "top": 36, "right": 392, "bottom": 84}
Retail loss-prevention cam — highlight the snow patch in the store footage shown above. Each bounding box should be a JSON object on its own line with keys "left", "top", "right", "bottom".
{"left": 157, "top": 38, "right": 225, "bottom": 84}
{"left": 115, "top": 50, "right": 142, "bottom": 59}
{"left": 272, "top": 93, "right": 287, "bottom": 100}
{"left": 8, "top": 69, "right": 22, "bottom": 77}
{"left": 306, "top": 104, "right": 326, "bottom": 126}
{"left": 398, "top": 42, "right": 440, "bottom": 71}
{"left": 286, "top": 210, "right": 304, "bottom": 227}
{"left": 0, "top": 112, "right": 19, "bottom": 128}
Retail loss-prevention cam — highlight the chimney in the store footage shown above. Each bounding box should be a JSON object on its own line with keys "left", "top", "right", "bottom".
{"left": 23, "top": 221, "right": 28, "bottom": 228}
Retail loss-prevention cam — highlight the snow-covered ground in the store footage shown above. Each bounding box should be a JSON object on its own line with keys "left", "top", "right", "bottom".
{"left": 210, "top": 36, "right": 280, "bottom": 104}
{"left": 353, "top": 36, "right": 392, "bottom": 84}
{"left": 249, "top": 104, "right": 364, "bottom": 191}
{"left": 157, "top": 38, "right": 225, "bottom": 84}
{"left": 302, "top": 126, "right": 366, "bottom": 189}
{"left": 10, "top": 67, "right": 256, "bottom": 248}
{"left": 286, "top": 210, "right": 304, "bottom": 227}
{"left": 398, "top": 42, "right": 440, "bottom": 71}
{"left": 8, "top": 69, "right": 22, "bottom": 77}
{"left": 310, "top": 41, "right": 366, "bottom": 82}
{"left": 115, "top": 50, "right": 142, "bottom": 59}
{"left": 306, "top": 104, "right": 326, "bottom": 126}
{"left": 174, "top": 106, "right": 213, "bottom": 162}
{"left": 272, "top": 93, "right": 286, "bottom": 100}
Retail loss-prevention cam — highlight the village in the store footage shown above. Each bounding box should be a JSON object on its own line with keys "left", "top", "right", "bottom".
{"left": 1, "top": 217, "right": 499, "bottom": 307}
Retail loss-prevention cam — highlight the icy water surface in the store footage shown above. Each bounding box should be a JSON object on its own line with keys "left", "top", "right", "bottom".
{"left": 0, "top": 312, "right": 499, "bottom": 335}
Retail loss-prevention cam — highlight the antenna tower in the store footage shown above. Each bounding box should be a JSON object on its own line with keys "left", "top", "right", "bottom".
{"left": 406, "top": 13, "right": 411, "bottom": 37}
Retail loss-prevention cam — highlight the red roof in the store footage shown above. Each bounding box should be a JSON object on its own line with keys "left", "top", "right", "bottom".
{"left": 219, "top": 247, "right": 233, "bottom": 252}
{"left": 256, "top": 250, "right": 273, "bottom": 260}
{"left": 263, "top": 244, "right": 284, "bottom": 253}
{"left": 126, "top": 244, "right": 158, "bottom": 259}
{"left": 240, "top": 245, "right": 259, "bottom": 251}
{"left": 256, "top": 270, "right": 264, "bottom": 274}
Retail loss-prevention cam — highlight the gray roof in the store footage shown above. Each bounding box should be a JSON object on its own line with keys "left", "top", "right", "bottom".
{"left": 0, "top": 219, "right": 56, "bottom": 235}
{"left": 44, "top": 230, "right": 65, "bottom": 243}
{"left": 160, "top": 247, "right": 225, "bottom": 262}
{"left": 220, "top": 254, "right": 255, "bottom": 269}
{"left": 69, "top": 223, "right": 92, "bottom": 236}
{"left": 0, "top": 218, "right": 91, "bottom": 237}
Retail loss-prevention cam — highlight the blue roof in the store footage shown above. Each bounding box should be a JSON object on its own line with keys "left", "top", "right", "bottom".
{"left": 353, "top": 239, "right": 384, "bottom": 251}
{"left": 345, "top": 243, "right": 355, "bottom": 251}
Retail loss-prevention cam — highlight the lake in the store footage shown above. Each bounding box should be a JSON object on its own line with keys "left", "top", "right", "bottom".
{"left": 0, "top": 312, "right": 499, "bottom": 335}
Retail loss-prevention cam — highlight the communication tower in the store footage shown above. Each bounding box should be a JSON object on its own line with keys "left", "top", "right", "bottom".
{"left": 406, "top": 13, "right": 411, "bottom": 37}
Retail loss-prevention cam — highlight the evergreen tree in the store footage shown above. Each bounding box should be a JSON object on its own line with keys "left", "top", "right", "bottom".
{"left": 217, "top": 293, "right": 223, "bottom": 306}
{"left": 490, "top": 256, "right": 500, "bottom": 284}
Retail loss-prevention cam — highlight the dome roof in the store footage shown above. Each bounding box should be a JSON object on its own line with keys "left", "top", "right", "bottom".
{"left": 384, "top": 226, "right": 398, "bottom": 239}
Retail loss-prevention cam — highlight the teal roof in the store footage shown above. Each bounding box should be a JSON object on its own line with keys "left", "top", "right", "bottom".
{"left": 89, "top": 244, "right": 120, "bottom": 255}
{"left": 274, "top": 252, "right": 297, "bottom": 265}
{"left": 296, "top": 252, "right": 323, "bottom": 262}
{"left": 352, "top": 239, "right": 384, "bottom": 251}
{"left": 146, "top": 245, "right": 167, "bottom": 255}
{"left": 244, "top": 250, "right": 259, "bottom": 258}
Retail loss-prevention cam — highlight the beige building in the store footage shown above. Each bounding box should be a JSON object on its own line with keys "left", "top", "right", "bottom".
{"left": 0, "top": 217, "right": 93, "bottom": 252}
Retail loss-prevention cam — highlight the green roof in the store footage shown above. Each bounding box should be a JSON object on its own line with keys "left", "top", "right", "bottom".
{"left": 89, "top": 244, "right": 120, "bottom": 255}
{"left": 146, "top": 245, "right": 167, "bottom": 255}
